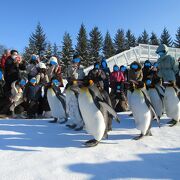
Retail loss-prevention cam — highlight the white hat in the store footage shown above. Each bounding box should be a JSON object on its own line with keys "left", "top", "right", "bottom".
{"left": 38, "top": 62, "right": 47, "bottom": 69}
{"left": 49, "top": 56, "right": 58, "bottom": 65}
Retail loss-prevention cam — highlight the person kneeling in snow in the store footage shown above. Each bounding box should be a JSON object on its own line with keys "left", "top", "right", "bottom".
{"left": 24, "top": 77, "right": 41, "bottom": 119}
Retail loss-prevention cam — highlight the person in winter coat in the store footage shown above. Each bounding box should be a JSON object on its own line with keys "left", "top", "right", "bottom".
{"left": 9, "top": 79, "right": 27, "bottom": 118}
{"left": 120, "top": 65, "right": 128, "bottom": 82}
{"left": 128, "top": 61, "right": 143, "bottom": 81}
{"left": 47, "top": 56, "right": 64, "bottom": 87}
{"left": 88, "top": 62, "right": 106, "bottom": 85}
{"left": 142, "top": 60, "right": 154, "bottom": 82}
{"left": 67, "top": 55, "right": 85, "bottom": 82}
{"left": 4, "top": 50, "right": 24, "bottom": 94}
{"left": 0, "top": 49, "right": 10, "bottom": 70}
{"left": 100, "top": 58, "right": 110, "bottom": 93}
{"left": 26, "top": 54, "right": 39, "bottom": 80}
{"left": 156, "top": 44, "right": 179, "bottom": 83}
{"left": 24, "top": 78, "right": 41, "bottom": 118}
{"left": 110, "top": 65, "right": 125, "bottom": 90}
{"left": 35, "top": 62, "right": 50, "bottom": 117}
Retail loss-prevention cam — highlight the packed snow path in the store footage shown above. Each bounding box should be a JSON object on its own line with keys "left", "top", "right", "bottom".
{"left": 0, "top": 112, "right": 180, "bottom": 180}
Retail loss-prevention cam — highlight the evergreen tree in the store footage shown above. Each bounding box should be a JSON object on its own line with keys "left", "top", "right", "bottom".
{"left": 76, "top": 24, "right": 89, "bottom": 66}
{"left": 52, "top": 43, "right": 59, "bottom": 58}
{"left": 160, "top": 27, "right": 173, "bottom": 46}
{"left": 137, "top": 36, "right": 143, "bottom": 45}
{"left": 137, "top": 30, "right": 149, "bottom": 44}
{"left": 103, "top": 31, "right": 115, "bottom": 59}
{"left": 125, "top": 29, "right": 136, "bottom": 50}
{"left": 61, "top": 32, "right": 74, "bottom": 71}
{"left": 89, "top": 26, "right": 103, "bottom": 65}
{"left": 174, "top": 27, "right": 180, "bottom": 48}
{"left": 23, "top": 22, "right": 47, "bottom": 61}
{"left": 114, "top": 29, "right": 126, "bottom": 54}
{"left": 46, "top": 42, "right": 52, "bottom": 58}
{"left": 149, "top": 32, "right": 159, "bottom": 45}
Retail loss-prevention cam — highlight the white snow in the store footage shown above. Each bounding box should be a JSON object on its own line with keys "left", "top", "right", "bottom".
{"left": 0, "top": 112, "right": 180, "bottom": 180}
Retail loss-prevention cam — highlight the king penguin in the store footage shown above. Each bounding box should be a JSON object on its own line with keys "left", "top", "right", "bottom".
{"left": 78, "top": 78, "right": 120, "bottom": 147}
{"left": 128, "top": 80, "right": 159, "bottom": 140}
{"left": 163, "top": 82, "right": 180, "bottom": 126}
{"left": 47, "top": 79, "right": 67, "bottom": 123}
{"left": 146, "top": 79, "right": 165, "bottom": 120}
{"left": 65, "top": 80, "right": 84, "bottom": 131}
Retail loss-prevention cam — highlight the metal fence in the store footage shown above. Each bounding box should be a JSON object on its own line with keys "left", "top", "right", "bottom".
{"left": 84, "top": 44, "right": 180, "bottom": 75}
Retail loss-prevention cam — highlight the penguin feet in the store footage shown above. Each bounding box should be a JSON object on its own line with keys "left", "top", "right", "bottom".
{"left": 59, "top": 118, "right": 68, "bottom": 124}
{"left": 66, "top": 124, "right": 77, "bottom": 129}
{"left": 49, "top": 118, "right": 58, "bottom": 123}
{"left": 169, "top": 120, "right": 178, "bottom": 127}
{"left": 167, "top": 119, "right": 177, "bottom": 125}
{"left": 103, "top": 133, "right": 108, "bottom": 139}
{"left": 133, "top": 134, "right": 144, "bottom": 140}
{"left": 84, "top": 139, "right": 99, "bottom": 147}
{"left": 74, "top": 126, "right": 83, "bottom": 131}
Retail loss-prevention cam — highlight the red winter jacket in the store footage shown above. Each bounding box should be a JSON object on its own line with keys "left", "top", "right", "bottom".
{"left": 110, "top": 71, "right": 124, "bottom": 89}
{"left": 0, "top": 55, "right": 10, "bottom": 70}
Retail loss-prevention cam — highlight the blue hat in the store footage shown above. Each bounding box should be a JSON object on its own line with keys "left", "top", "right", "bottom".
{"left": 52, "top": 79, "right": 60, "bottom": 86}
{"left": 31, "top": 55, "right": 37, "bottom": 61}
{"left": 50, "top": 61, "right": 58, "bottom": 65}
{"left": 72, "top": 58, "right": 81, "bottom": 63}
{"left": 30, "top": 78, "right": 36, "bottom": 84}
{"left": 113, "top": 65, "right": 119, "bottom": 72}
{"left": 95, "top": 64, "right": 100, "bottom": 69}
{"left": 144, "top": 62, "right": 151, "bottom": 67}
{"left": 19, "top": 79, "right": 26, "bottom": 86}
{"left": 121, "top": 66, "right": 127, "bottom": 72}
{"left": 131, "top": 64, "right": 138, "bottom": 69}
{"left": 153, "top": 62, "right": 158, "bottom": 68}
{"left": 146, "top": 79, "right": 152, "bottom": 86}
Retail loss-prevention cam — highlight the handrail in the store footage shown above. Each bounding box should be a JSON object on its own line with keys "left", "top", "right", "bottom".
{"left": 84, "top": 44, "right": 180, "bottom": 75}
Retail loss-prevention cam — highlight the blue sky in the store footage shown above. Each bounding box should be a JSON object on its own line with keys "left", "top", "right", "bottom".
{"left": 0, "top": 0, "right": 180, "bottom": 52}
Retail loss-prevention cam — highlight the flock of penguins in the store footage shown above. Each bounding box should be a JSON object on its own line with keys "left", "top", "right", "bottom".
{"left": 47, "top": 77, "right": 180, "bottom": 147}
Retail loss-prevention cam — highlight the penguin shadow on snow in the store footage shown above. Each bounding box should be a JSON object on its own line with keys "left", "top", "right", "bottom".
{"left": 0, "top": 119, "right": 90, "bottom": 151}
{"left": 68, "top": 148, "right": 180, "bottom": 180}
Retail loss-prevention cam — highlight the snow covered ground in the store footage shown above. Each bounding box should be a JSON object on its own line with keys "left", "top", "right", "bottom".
{"left": 0, "top": 112, "right": 180, "bottom": 180}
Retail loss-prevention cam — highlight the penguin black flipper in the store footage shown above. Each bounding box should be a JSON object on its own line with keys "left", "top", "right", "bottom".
{"left": 173, "top": 87, "right": 180, "bottom": 101}
{"left": 141, "top": 90, "right": 160, "bottom": 127}
{"left": 88, "top": 87, "right": 120, "bottom": 123}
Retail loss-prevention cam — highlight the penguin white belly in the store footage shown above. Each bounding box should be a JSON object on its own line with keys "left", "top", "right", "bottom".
{"left": 78, "top": 91, "right": 106, "bottom": 141}
{"left": 47, "top": 89, "right": 65, "bottom": 119}
{"left": 130, "top": 90, "right": 152, "bottom": 135}
{"left": 164, "top": 88, "right": 180, "bottom": 121}
{"left": 148, "top": 89, "right": 163, "bottom": 118}
{"left": 127, "top": 90, "right": 132, "bottom": 110}
{"left": 65, "top": 89, "right": 83, "bottom": 126}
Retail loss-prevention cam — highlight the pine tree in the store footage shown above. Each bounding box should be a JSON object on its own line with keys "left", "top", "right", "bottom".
{"left": 114, "top": 29, "right": 126, "bottom": 54}
{"left": 61, "top": 32, "right": 74, "bottom": 71}
{"left": 125, "top": 29, "right": 136, "bottom": 50}
{"left": 137, "top": 36, "right": 143, "bottom": 45}
{"left": 160, "top": 27, "right": 173, "bottom": 47}
{"left": 76, "top": 24, "right": 89, "bottom": 66}
{"left": 23, "top": 22, "right": 47, "bottom": 61}
{"left": 46, "top": 42, "right": 52, "bottom": 58}
{"left": 52, "top": 43, "right": 59, "bottom": 58}
{"left": 174, "top": 27, "right": 180, "bottom": 48}
{"left": 88, "top": 26, "right": 103, "bottom": 65}
{"left": 103, "top": 31, "right": 115, "bottom": 59}
{"left": 149, "top": 32, "right": 159, "bottom": 45}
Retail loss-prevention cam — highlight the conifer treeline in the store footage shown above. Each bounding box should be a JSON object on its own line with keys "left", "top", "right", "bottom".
{"left": 23, "top": 23, "right": 180, "bottom": 67}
